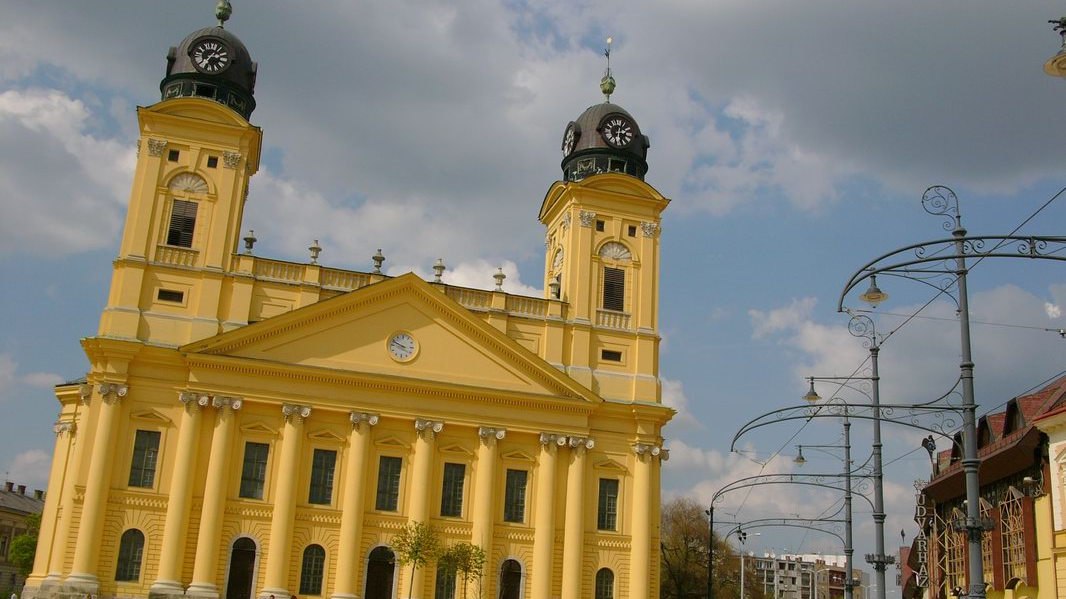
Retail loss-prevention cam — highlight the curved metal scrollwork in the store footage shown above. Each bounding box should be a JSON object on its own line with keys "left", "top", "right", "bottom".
{"left": 922, "top": 185, "right": 960, "bottom": 231}
{"left": 712, "top": 473, "right": 875, "bottom": 510}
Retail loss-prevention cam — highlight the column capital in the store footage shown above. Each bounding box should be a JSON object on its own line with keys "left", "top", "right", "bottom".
{"left": 478, "top": 426, "right": 507, "bottom": 446}
{"left": 212, "top": 395, "right": 244, "bottom": 411}
{"left": 567, "top": 435, "right": 595, "bottom": 456}
{"left": 539, "top": 432, "right": 568, "bottom": 452}
{"left": 78, "top": 384, "right": 93, "bottom": 405}
{"left": 98, "top": 383, "right": 128, "bottom": 405}
{"left": 415, "top": 418, "right": 444, "bottom": 440}
{"left": 350, "top": 411, "right": 380, "bottom": 429}
{"left": 632, "top": 442, "right": 668, "bottom": 462}
{"left": 53, "top": 421, "right": 76, "bottom": 437}
{"left": 283, "top": 403, "right": 312, "bottom": 425}
{"left": 179, "top": 391, "right": 212, "bottom": 412}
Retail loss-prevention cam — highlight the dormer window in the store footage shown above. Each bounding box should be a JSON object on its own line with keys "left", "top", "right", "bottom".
{"left": 167, "top": 199, "right": 198, "bottom": 247}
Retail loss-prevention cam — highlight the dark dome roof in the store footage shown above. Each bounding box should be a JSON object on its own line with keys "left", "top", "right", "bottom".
{"left": 159, "top": 26, "right": 258, "bottom": 119}
{"left": 561, "top": 102, "right": 650, "bottom": 182}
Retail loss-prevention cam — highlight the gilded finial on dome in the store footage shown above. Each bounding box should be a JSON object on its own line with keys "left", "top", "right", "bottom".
{"left": 216, "top": 0, "right": 233, "bottom": 27}
{"left": 600, "top": 37, "right": 616, "bottom": 102}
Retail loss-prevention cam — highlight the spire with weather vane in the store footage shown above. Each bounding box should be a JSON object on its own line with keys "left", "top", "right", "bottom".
{"left": 600, "top": 37, "right": 616, "bottom": 102}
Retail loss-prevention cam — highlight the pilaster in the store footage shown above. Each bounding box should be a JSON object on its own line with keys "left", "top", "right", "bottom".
{"left": 560, "top": 435, "right": 594, "bottom": 599}
{"left": 471, "top": 427, "right": 506, "bottom": 553}
{"left": 532, "top": 433, "right": 565, "bottom": 599}
{"left": 405, "top": 418, "right": 443, "bottom": 599}
{"left": 630, "top": 442, "right": 667, "bottom": 599}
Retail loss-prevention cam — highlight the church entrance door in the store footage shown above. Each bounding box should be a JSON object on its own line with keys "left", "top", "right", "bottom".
{"left": 365, "top": 546, "right": 396, "bottom": 599}
{"left": 226, "top": 537, "right": 257, "bottom": 599}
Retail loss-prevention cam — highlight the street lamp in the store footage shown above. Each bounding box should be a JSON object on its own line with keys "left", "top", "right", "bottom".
{"left": 836, "top": 185, "right": 1066, "bottom": 599}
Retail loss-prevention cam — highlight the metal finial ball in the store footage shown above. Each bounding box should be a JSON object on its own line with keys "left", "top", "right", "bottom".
{"left": 216, "top": 0, "right": 233, "bottom": 27}
{"left": 600, "top": 75, "right": 616, "bottom": 100}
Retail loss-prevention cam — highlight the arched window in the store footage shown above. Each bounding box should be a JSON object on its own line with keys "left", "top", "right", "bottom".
{"left": 299, "top": 544, "right": 326, "bottom": 595}
{"left": 595, "top": 568, "right": 614, "bottom": 599}
{"left": 498, "top": 559, "right": 522, "bottom": 599}
{"left": 115, "top": 529, "right": 145, "bottom": 581}
{"left": 433, "top": 563, "right": 456, "bottom": 599}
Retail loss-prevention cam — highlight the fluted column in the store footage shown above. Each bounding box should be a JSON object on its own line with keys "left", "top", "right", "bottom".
{"left": 187, "top": 396, "right": 243, "bottom": 599}
{"left": 560, "top": 435, "right": 594, "bottom": 599}
{"left": 471, "top": 427, "right": 506, "bottom": 553}
{"left": 67, "top": 383, "right": 128, "bottom": 591}
{"left": 531, "top": 433, "right": 564, "bottom": 599}
{"left": 331, "top": 412, "right": 379, "bottom": 599}
{"left": 260, "top": 404, "right": 312, "bottom": 599}
{"left": 404, "top": 418, "right": 443, "bottom": 599}
{"left": 629, "top": 443, "right": 664, "bottom": 599}
{"left": 151, "top": 391, "right": 210, "bottom": 595}
{"left": 26, "top": 418, "right": 77, "bottom": 588}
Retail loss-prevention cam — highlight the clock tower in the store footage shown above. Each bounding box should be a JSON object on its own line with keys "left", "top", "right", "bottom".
{"left": 539, "top": 69, "right": 668, "bottom": 403}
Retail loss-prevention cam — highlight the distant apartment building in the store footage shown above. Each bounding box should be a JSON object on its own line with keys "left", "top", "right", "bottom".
{"left": 754, "top": 554, "right": 867, "bottom": 599}
{"left": 0, "top": 482, "right": 46, "bottom": 594}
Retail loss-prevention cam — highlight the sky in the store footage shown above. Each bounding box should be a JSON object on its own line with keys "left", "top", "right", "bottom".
{"left": 2, "top": 0, "right": 1066, "bottom": 585}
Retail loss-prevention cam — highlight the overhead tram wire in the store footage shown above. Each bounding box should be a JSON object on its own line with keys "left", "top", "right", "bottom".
{"left": 855, "top": 309, "right": 1066, "bottom": 336}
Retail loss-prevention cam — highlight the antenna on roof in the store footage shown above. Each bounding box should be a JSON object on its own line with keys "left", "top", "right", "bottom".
{"left": 600, "top": 37, "right": 616, "bottom": 103}
{"left": 216, "top": 0, "right": 233, "bottom": 28}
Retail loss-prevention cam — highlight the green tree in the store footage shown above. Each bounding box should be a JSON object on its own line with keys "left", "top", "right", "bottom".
{"left": 439, "top": 542, "right": 486, "bottom": 599}
{"left": 9, "top": 512, "right": 42, "bottom": 578}
{"left": 393, "top": 521, "right": 442, "bottom": 599}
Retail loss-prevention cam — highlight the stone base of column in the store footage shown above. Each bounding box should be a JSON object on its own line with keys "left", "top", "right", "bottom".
{"left": 258, "top": 587, "right": 292, "bottom": 599}
{"left": 63, "top": 572, "right": 100, "bottom": 594}
{"left": 185, "top": 582, "right": 221, "bottom": 599}
{"left": 148, "top": 579, "right": 186, "bottom": 599}
{"left": 328, "top": 594, "right": 359, "bottom": 599}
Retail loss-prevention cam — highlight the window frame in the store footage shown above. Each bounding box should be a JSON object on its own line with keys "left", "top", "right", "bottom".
{"left": 239, "top": 441, "right": 271, "bottom": 500}
{"left": 434, "top": 563, "right": 457, "bottom": 599}
{"left": 602, "top": 266, "right": 625, "bottom": 312}
{"left": 597, "top": 478, "right": 620, "bottom": 531}
{"left": 375, "top": 455, "right": 404, "bottom": 512}
{"left": 115, "top": 528, "right": 146, "bottom": 582}
{"left": 595, "top": 568, "right": 615, "bottom": 599}
{"left": 439, "top": 462, "right": 466, "bottom": 518}
{"left": 299, "top": 544, "right": 327, "bottom": 595}
{"left": 166, "top": 198, "right": 199, "bottom": 248}
{"left": 308, "top": 448, "right": 338, "bottom": 506}
{"left": 127, "top": 429, "right": 162, "bottom": 489}
{"left": 503, "top": 469, "right": 528, "bottom": 523}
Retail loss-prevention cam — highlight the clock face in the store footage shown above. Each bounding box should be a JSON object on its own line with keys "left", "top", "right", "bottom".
{"left": 562, "top": 126, "right": 576, "bottom": 156}
{"left": 602, "top": 117, "right": 634, "bottom": 148}
{"left": 191, "top": 40, "right": 231, "bottom": 74}
{"left": 387, "top": 332, "right": 418, "bottom": 362}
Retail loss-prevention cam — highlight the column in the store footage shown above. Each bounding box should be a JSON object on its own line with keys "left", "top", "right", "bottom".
{"left": 531, "top": 433, "right": 563, "bottom": 599}
{"left": 260, "top": 404, "right": 312, "bottom": 599}
{"left": 560, "top": 436, "right": 593, "bottom": 599}
{"left": 404, "top": 418, "right": 443, "bottom": 599}
{"left": 67, "top": 383, "right": 128, "bottom": 591}
{"left": 471, "top": 427, "right": 506, "bottom": 553}
{"left": 26, "top": 419, "right": 76, "bottom": 588}
{"left": 187, "top": 396, "right": 243, "bottom": 599}
{"left": 46, "top": 387, "right": 93, "bottom": 584}
{"left": 151, "top": 392, "right": 210, "bottom": 595}
{"left": 331, "top": 412, "right": 379, "bottom": 599}
{"left": 629, "top": 443, "right": 664, "bottom": 599}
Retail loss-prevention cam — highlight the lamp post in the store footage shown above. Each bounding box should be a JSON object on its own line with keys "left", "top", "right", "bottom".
{"left": 794, "top": 416, "right": 856, "bottom": 599}
{"left": 836, "top": 185, "right": 1066, "bottom": 599}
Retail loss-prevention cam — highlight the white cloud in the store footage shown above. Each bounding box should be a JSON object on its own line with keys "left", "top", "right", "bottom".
{"left": 1047, "top": 302, "right": 1061, "bottom": 319}
{"left": 0, "top": 89, "right": 134, "bottom": 257}
{"left": 662, "top": 378, "right": 703, "bottom": 431}
{"left": 749, "top": 297, "right": 818, "bottom": 339}
{"left": 0, "top": 353, "right": 63, "bottom": 402}
{"left": 4, "top": 449, "right": 50, "bottom": 489}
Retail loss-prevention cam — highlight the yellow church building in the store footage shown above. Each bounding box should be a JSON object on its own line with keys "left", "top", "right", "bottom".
{"left": 23, "top": 4, "right": 673, "bottom": 599}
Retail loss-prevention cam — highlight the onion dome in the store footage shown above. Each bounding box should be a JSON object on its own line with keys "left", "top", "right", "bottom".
{"left": 560, "top": 42, "right": 650, "bottom": 182}
{"left": 159, "top": 1, "right": 258, "bottom": 119}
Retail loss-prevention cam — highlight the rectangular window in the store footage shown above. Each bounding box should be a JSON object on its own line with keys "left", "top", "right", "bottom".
{"left": 596, "top": 220, "right": 605, "bottom": 232}
{"left": 128, "top": 430, "right": 161, "bottom": 488}
{"left": 627, "top": 225, "right": 637, "bottom": 237}
{"left": 597, "top": 478, "right": 619, "bottom": 530}
{"left": 207, "top": 156, "right": 219, "bottom": 168}
{"left": 434, "top": 564, "right": 456, "bottom": 599}
{"left": 503, "top": 469, "right": 528, "bottom": 523}
{"left": 601, "top": 349, "right": 622, "bottom": 362}
{"left": 157, "top": 289, "right": 184, "bottom": 303}
{"left": 440, "top": 463, "right": 465, "bottom": 517}
{"left": 167, "top": 149, "right": 180, "bottom": 162}
{"left": 376, "top": 456, "right": 402, "bottom": 511}
{"left": 239, "top": 442, "right": 270, "bottom": 499}
{"left": 308, "top": 449, "right": 337, "bottom": 505}
{"left": 166, "top": 199, "right": 198, "bottom": 248}
{"left": 602, "top": 267, "right": 625, "bottom": 311}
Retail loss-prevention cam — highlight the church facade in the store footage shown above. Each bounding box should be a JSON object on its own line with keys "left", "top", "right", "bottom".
{"left": 24, "top": 6, "right": 672, "bottom": 599}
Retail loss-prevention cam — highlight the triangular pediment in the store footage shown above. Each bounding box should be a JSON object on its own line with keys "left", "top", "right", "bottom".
{"left": 130, "top": 409, "right": 172, "bottom": 425}
{"left": 594, "top": 457, "right": 629, "bottom": 473}
{"left": 240, "top": 422, "right": 277, "bottom": 435}
{"left": 375, "top": 436, "right": 410, "bottom": 449}
{"left": 439, "top": 443, "right": 474, "bottom": 457}
{"left": 501, "top": 450, "right": 535, "bottom": 462}
{"left": 182, "top": 274, "right": 599, "bottom": 405}
{"left": 307, "top": 429, "right": 346, "bottom": 443}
